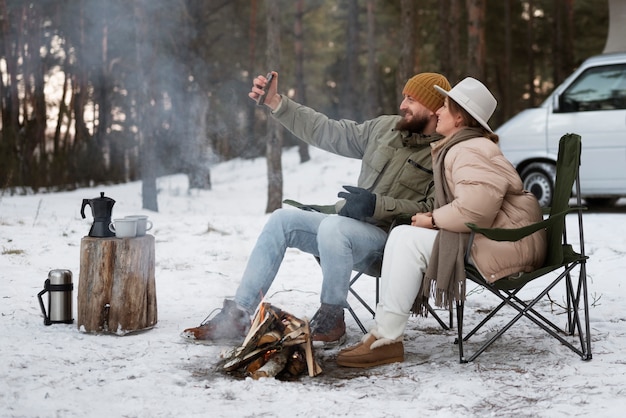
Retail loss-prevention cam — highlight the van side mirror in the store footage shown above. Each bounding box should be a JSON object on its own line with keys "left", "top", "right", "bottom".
{"left": 553, "top": 95, "right": 561, "bottom": 113}
{"left": 554, "top": 93, "right": 578, "bottom": 113}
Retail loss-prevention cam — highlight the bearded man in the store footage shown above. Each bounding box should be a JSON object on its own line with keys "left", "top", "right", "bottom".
{"left": 183, "top": 72, "right": 451, "bottom": 347}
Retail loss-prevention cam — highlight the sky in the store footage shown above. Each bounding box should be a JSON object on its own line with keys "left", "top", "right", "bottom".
{"left": 1, "top": 145, "right": 626, "bottom": 418}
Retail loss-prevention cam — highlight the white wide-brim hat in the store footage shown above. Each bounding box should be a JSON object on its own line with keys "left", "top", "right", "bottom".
{"left": 434, "top": 77, "right": 497, "bottom": 133}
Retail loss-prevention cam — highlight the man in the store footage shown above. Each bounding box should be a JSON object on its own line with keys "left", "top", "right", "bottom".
{"left": 182, "top": 71, "right": 451, "bottom": 346}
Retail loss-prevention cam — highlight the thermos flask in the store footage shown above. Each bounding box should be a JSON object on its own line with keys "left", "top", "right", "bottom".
{"left": 37, "top": 269, "right": 74, "bottom": 325}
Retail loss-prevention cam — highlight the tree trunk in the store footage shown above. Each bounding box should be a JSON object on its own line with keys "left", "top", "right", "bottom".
{"left": 186, "top": 91, "right": 212, "bottom": 190}
{"left": 342, "top": 0, "right": 360, "bottom": 121}
{"left": 603, "top": 0, "right": 626, "bottom": 53}
{"left": 466, "top": 0, "right": 486, "bottom": 80}
{"left": 0, "top": 0, "right": 22, "bottom": 189}
{"left": 364, "top": 0, "right": 377, "bottom": 119}
{"left": 265, "top": 0, "right": 283, "bottom": 213}
{"left": 78, "top": 235, "right": 157, "bottom": 335}
{"left": 294, "top": 0, "right": 310, "bottom": 163}
{"left": 450, "top": 0, "right": 463, "bottom": 83}
{"left": 134, "top": 1, "right": 158, "bottom": 211}
{"left": 526, "top": 0, "right": 536, "bottom": 107}
{"left": 398, "top": 0, "right": 416, "bottom": 104}
{"left": 439, "top": 0, "right": 462, "bottom": 84}
{"left": 503, "top": 0, "right": 512, "bottom": 120}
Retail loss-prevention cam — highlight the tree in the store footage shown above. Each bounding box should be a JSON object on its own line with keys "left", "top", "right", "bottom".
{"left": 466, "top": 0, "right": 486, "bottom": 80}
{"left": 341, "top": 0, "right": 360, "bottom": 121}
{"left": 293, "top": 0, "right": 310, "bottom": 163}
{"left": 397, "top": 0, "right": 416, "bottom": 104}
{"left": 439, "top": 0, "right": 463, "bottom": 84}
{"left": 133, "top": 1, "right": 158, "bottom": 211}
{"left": 265, "top": 0, "right": 283, "bottom": 213}
{"left": 364, "top": 0, "right": 378, "bottom": 119}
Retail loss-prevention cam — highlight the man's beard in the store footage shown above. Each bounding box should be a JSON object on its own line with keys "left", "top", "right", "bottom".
{"left": 395, "top": 111, "right": 429, "bottom": 134}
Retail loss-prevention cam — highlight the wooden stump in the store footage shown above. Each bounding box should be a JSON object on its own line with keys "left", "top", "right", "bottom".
{"left": 78, "top": 235, "right": 157, "bottom": 335}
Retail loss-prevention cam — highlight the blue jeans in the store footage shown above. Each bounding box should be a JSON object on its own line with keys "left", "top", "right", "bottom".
{"left": 234, "top": 208, "right": 388, "bottom": 312}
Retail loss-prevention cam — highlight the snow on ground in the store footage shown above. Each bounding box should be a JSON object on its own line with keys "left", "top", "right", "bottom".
{"left": 1, "top": 146, "right": 625, "bottom": 417}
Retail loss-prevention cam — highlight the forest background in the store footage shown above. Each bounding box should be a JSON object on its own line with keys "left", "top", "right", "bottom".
{"left": 0, "top": 0, "right": 609, "bottom": 212}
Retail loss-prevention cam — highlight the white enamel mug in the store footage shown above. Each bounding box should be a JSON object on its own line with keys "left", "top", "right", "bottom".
{"left": 124, "top": 215, "right": 153, "bottom": 236}
{"left": 109, "top": 218, "right": 137, "bottom": 238}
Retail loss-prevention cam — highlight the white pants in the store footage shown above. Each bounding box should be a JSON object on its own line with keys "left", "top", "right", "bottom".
{"left": 373, "top": 225, "right": 439, "bottom": 340}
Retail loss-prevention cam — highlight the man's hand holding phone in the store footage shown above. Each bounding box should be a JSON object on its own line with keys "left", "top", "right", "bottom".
{"left": 249, "top": 71, "right": 279, "bottom": 109}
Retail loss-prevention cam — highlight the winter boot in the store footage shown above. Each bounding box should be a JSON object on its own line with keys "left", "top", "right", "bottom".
{"left": 310, "top": 303, "right": 346, "bottom": 347}
{"left": 336, "top": 331, "right": 404, "bottom": 368}
{"left": 181, "top": 299, "right": 250, "bottom": 344}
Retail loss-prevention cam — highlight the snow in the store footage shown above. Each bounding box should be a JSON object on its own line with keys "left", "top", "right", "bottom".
{"left": 1, "top": 146, "right": 625, "bottom": 418}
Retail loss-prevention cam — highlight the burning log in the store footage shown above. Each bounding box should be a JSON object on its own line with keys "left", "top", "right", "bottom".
{"left": 249, "top": 348, "right": 290, "bottom": 379}
{"left": 221, "top": 302, "right": 322, "bottom": 378}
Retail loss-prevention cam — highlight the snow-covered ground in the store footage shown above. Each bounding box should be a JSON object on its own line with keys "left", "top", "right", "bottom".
{"left": 1, "top": 146, "right": 625, "bottom": 417}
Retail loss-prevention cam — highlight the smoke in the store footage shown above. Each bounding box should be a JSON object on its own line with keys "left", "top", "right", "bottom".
{"left": 48, "top": 0, "right": 258, "bottom": 187}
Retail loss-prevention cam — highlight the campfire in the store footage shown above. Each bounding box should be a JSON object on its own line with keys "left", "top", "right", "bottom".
{"left": 220, "top": 303, "right": 322, "bottom": 379}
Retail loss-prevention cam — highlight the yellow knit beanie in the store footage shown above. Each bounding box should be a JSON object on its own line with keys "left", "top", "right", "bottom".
{"left": 402, "top": 73, "right": 451, "bottom": 113}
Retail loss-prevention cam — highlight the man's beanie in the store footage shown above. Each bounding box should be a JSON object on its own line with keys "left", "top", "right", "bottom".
{"left": 402, "top": 73, "right": 451, "bottom": 113}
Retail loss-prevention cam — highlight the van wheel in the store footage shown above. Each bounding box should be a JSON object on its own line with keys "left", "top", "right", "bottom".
{"left": 520, "top": 163, "right": 555, "bottom": 207}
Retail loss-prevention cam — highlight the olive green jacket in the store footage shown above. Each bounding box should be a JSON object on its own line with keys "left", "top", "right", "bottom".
{"left": 272, "top": 96, "right": 440, "bottom": 229}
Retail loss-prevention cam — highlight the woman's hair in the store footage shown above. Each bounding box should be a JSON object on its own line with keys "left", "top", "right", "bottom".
{"left": 448, "top": 99, "right": 499, "bottom": 143}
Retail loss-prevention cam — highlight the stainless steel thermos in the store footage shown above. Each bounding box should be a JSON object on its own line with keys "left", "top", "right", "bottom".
{"left": 37, "top": 269, "right": 74, "bottom": 325}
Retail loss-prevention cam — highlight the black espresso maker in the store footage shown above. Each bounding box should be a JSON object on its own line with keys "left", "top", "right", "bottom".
{"left": 81, "top": 192, "right": 116, "bottom": 237}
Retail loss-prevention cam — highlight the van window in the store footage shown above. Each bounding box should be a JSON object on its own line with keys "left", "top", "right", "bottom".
{"left": 560, "top": 64, "right": 626, "bottom": 112}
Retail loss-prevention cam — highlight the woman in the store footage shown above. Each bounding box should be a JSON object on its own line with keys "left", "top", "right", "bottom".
{"left": 336, "top": 77, "right": 547, "bottom": 368}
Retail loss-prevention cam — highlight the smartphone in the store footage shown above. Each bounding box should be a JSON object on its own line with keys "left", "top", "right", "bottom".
{"left": 256, "top": 72, "right": 274, "bottom": 106}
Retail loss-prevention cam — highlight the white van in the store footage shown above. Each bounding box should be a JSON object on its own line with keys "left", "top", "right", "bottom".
{"left": 497, "top": 52, "right": 626, "bottom": 207}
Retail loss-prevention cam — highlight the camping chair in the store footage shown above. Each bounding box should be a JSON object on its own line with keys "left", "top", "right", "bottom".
{"left": 456, "top": 133, "right": 592, "bottom": 363}
{"left": 345, "top": 244, "right": 453, "bottom": 333}
{"left": 283, "top": 199, "right": 452, "bottom": 334}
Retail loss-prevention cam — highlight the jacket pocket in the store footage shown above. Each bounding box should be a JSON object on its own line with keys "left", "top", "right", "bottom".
{"left": 398, "top": 156, "right": 433, "bottom": 195}
{"left": 359, "top": 146, "right": 394, "bottom": 188}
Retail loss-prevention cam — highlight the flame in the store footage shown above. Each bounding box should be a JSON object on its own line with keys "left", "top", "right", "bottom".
{"left": 263, "top": 349, "right": 277, "bottom": 361}
{"left": 258, "top": 302, "right": 266, "bottom": 320}
{"left": 257, "top": 290, "right": 267, "bottom": 320}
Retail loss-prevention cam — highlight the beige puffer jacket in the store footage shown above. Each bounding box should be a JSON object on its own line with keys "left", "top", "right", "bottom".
{"left": 432, "top": 137, "right": 547, "bottom": 282}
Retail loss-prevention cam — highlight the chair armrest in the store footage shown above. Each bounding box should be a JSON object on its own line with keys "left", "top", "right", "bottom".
{"left": 283, "top": 199, "right": 336, "bottom": 214}
{"left": 465, "top": 206, "right": 580, "bottom": 242}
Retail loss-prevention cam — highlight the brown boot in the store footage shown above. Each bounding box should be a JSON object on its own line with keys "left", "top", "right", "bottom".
{"left": 336, "top": 334, "right": 404, "bottom": 368}
{"left": 338, "top": 333, "right": 376, "bottom": 355}
{"left": 310, "top": 303, "right": 346, "bottom": 347}
{"left": 181, "top": 299, "right": 250, "bottom": 344}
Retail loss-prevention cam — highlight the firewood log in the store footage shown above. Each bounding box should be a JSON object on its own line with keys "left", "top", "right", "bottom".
{"left": 250, "top": 348, "right": 291, "bottom": 379}
{"left": 285, "top": 348, "right": 307, "bottom": 376}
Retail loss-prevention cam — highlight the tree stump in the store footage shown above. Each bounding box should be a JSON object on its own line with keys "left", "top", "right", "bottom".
{"left": 78, "top": 235, "right": 157, "bottom": 335}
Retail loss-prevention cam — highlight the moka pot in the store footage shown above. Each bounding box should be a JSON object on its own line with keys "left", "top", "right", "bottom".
{"left": 81, "top": 192, "right": 116, "bottom": 237}
{"left": 37, "top": 269, "right": 74, "bottom": 325}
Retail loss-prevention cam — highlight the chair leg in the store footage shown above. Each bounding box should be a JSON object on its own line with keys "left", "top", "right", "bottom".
{"left": 580, "top": 263, "right": 593, "bottom": 360}
{"left": 456, "top": 300, "right": 466, "bottom": 363}
{"left": 461, "top": 267, "right": 591, "bottom": 362}
{"left": 449, "top": 306, "right": 454, "bottom": 329}
{"left": 426, "top": 303, "right": 450, "bottom": 330}
{"left": 346, "top": 304, "right": 367, "bottom": 334}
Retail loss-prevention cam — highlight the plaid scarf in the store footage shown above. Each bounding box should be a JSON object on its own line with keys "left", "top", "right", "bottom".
{"left": 412, "top": 127, "right": 483, "bottom": 314}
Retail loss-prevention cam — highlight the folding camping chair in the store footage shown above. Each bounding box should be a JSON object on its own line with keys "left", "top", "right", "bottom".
{"left": 456, "top": 133, "right": 592, "bottom": 363}
{"left": 283, "top": 199, "right": 452, "bottom": 334}
{"left": 346, "top": 245, "right": 453, "bottom": 333}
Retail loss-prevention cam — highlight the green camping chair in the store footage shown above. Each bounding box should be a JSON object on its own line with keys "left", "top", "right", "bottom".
{"left": 342, "top": 233, "right": 453, "bottom": 334}
{"left": 456, "top": 133, "right": 592, "bottom": 363}
{"left": 283, "top": 201, "right": 452, "bottom": 334}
